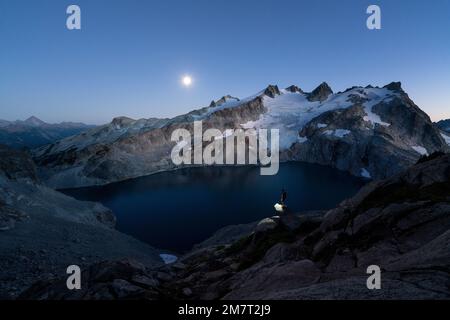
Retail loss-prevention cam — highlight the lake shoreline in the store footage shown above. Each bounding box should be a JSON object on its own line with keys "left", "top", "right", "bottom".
{"left": 63, "top": 163, "right": 367, "bottom": 253}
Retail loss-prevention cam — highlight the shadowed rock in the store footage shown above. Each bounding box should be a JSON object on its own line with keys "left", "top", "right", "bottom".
{"left": 285, "top": 85, "right": 304, "bottom": 93}
{"left": 0, "top": 145, "right": 162, "bottom": 299}
{"left": 383, "top": 81, "right": 403, "bottom": 92}
{"left": 19, "top": 259, "right": 163, "bottom": 300}
{"left": 307, "top": 82, "right": 333, "bottom": 102}
{"left": 31, "top": 82, "right": 449, "bottom": 188}
{"left": 264, "top": 85, "right": 281, "bottom": 98}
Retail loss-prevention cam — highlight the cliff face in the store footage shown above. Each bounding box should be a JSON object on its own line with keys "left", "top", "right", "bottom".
{"left": 288, "top": 85, "right": 448, "bottom": 179}
{"left": 32, "top": 82, "right": 449, "bottom": 189}
{"left": 20, "top": 154, "right": 450, "bottom": 300}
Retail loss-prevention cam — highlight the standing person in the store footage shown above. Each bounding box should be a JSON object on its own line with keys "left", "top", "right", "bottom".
{"left": 280, "top": 188, "right": 287, "bottom": 206}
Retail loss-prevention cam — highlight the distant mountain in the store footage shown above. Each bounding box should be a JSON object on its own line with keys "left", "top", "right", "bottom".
{"left": 33, "top": 82, "right": 450, "bottom": 189}
{"left": 436, "top": 118, "right": 450, "bottom": 133}
{"left": 22, "top": 116, "right": 46, "bottom": 127}
{"left": 0, "top": 116, "right": 95, "bottom": 149}
{"left": 0, "top": 119, "right": 11, "bottom": 128}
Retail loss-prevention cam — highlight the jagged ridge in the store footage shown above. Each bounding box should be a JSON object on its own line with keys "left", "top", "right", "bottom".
{"left": 32, "top": 82, "right": 449, "bottom": 188}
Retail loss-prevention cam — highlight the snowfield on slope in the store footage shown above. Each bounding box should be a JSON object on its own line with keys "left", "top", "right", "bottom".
{"left": 441, "top": 133, "right": 450, "bottom": 146}
{"left": 241, "top": 87, "right": 398, "bottom": 149}
{"left": 411, "top": 145, "right": 429, "bottom": 156}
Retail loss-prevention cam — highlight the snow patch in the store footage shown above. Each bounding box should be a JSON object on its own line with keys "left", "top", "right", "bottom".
{"left": 317, "top": 123, "right": 327, "bottom": 128}
{"left": 323, "top": 129, "right": 351, "bottom": 138}
{"left": 360, "top": 88, "right": 394, "bottom": 127}
{"left": 160, "top": 254, "right": 178, "bottom": 265}
{"left": 441, "top": 133, "right": 450, "bottom": 146}
{"left": 297, "top": 136, "right": 308, "bottom": 143}
{"left": 411, "top": 145, "right": 428, "bottom": 156}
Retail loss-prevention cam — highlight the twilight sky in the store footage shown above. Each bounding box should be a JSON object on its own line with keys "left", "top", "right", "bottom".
{"left": 1, "top": 0, "right": 449, "bottom": 124}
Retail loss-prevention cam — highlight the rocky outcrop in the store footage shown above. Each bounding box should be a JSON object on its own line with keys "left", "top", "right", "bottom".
{"left": 222, "top": 154, "right": 450, "bottom": 299}
{"left": 216, "top": 95, "right": 240, "bottom": 105}
{"left": 0, "top": 145, "right": 115, "bottom": 229}
{"left": 21, "top": 154, "right": 450, "bottom": 300}
{"left": 436, "top": 119, "right": 450, "bottom": 133}
{"left": 0, "top": 202, "right": 29, "bottom": 232}
{"left": 0, "top": 145, "right": 162, "bottom": 299}
{"left": 111, "top": 116, "right": 135, "bottom": 128}
{"left": 287, "top": 84, "right": 449, "bottom": 179}
{"left": 307, "top": 82, "right": 333, "bottom": 102}
{"left": 209, "top": 95, "right": 240, "bottom": 108}
{"left": 19, "top": 259, "right": 165, "bottom": 300}
{"left": 191, "top": 221, "right": 259, "bottom": 251}
{"left": 285, "top": 85, "right": 303, "bottom": 93}
{"left": 32, "top": 94, "right": 267, "bottom": 189}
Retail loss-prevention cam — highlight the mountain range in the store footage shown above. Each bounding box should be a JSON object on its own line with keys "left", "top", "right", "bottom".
{"left": 32, "top": 81, "right": 450, "bottom": 189}
{"left": 0, "top": 116, "right": 95, "bottom": 149}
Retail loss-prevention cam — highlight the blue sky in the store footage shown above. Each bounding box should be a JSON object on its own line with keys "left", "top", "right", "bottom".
{"left": 1, "top": 0, "right": 449, "bottom": 124}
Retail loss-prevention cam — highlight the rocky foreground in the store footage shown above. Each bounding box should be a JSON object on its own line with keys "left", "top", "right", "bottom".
{"left": 20, "top": 153, "right": 450, "bottom": 300}
{"left": 0, "top": 146, "right": 163, "bottom": 299}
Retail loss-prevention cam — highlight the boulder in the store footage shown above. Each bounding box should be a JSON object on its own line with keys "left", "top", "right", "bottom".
{"left": 255, "top": 217, "right": 279, "bottom": 233}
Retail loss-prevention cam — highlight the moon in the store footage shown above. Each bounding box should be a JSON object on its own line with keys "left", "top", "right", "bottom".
{"left": 182, "top": 75, "right": 193, "bottom": 87}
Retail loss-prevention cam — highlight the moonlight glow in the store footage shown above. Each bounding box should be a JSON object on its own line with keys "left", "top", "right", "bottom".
{"left": 182, "top": 75, "right": 193, "bottom": 87}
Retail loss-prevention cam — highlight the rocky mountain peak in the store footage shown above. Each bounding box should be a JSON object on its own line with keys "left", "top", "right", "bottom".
{"left": 383, "top": 81, "right": 403, "bottom": 92}
{"left": 285, "top": 85, "right": 304, "bottom": 93}
{"left": 111, "top": 116, "right": 135, "bottom": 128}
{"left": 264, "top": 85, "right": 281, "bottom": 98}
{"left": 307, "top": 82, "right": 333, "bottom": 102}
{"left": 24, "top": 116, "right": 46, "bottom": 127}
{"left": 209, "top": 95, "right": 240, "bottom": 108}
{"left": 0, "top": 145, "right": 38, "bottom": 182}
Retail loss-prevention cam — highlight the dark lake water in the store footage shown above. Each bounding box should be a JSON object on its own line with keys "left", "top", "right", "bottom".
{"left": 62, "top": 163, "right": 366, "bottom": 253}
